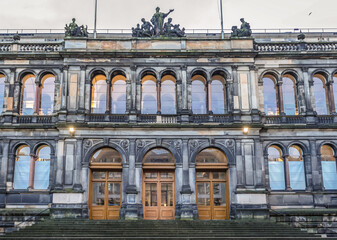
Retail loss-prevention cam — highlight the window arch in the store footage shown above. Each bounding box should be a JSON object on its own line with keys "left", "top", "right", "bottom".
{"left": 111, "top": 74, "right": 126, "bottom": 114}
{"left": 21, "top": 74, "right": 36, "bottom": 115}
{"left": 161, "top": 74, "right": 176, "bottom": 114}
{"left": 91, "top": 74, "right": 107, "bottom": 114}
{"left": 321, "top": 145, "right": 337, "bottom": 190}
{"left": 40, "top": 74, "right": 55, "bottom": 115}
{"left": 282, "top": 75, "right": 298, "bottom": 115}
{"left": 91, "top": 148, "right": 122, "bottom": 163}
{"left": 0, "top": 74, "right": 5, "bottom": 113}
{"left": 288, "top": 145, "right": 305, "bottom": 190}
{"left": 141, "top": 74, "right": 157, "bottom": 114}
{"left": 313, "top": 74, "right": 329, "bottom": 115}
{"left": 34, "top": 145, "right": 51, "bottom": 189}
{"left": 192, "top": 75, "right": 207, "bottom": 114}
{"left": 211, "top": 75, "right": 226, "bottom": 114}
{"left": 263, "top": 75, "right": 278, "bottom": 115}
{"left": 268, "top": 145, "right": 285, "bottom": 190}
{"left": 143, "top": 148, "right": 174, "bottom": 164}
{"left": 13, "top": 145, "right": 31, "bottom": 189}
{"left": 196, "top": 148, "right": 228, "bottom": 164}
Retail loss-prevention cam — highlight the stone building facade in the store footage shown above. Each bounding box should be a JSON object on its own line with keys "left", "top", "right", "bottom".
{"left": 0, "top": 32, "right": 336, "bottom": 220}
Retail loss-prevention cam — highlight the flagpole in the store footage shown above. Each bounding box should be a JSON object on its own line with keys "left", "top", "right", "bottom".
{"left": 220, "top": 0, "right": 224, "bottom": 39}
{"left": 94, "top": 0, "right": 97, "bottom": 38}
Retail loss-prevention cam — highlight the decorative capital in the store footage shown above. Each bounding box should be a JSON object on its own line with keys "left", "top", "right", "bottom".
{"left": 301, "top": 67, "right": 309, "bottom": 73}
{"left": 180, "top": 65, "right": 187, "bottom": 71}
{"left": 9, "top": 68, "right": 16, "bottom": 73}
{"left": 130, "top": 65, "right": 137, "bottom": 71}
{"left": 62, "top": 65, "right": 69, "bottom": 71}
{"left": 249, "top": 65, "right": 257, "bottom": 71}
{"left": 80, "top": 65, "right": 87, "bottom": 71}
{"left": 231, "top": 65, "right": 238, "bottom": 71}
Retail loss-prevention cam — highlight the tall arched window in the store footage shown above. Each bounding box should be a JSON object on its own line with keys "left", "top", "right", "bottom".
{"left": 40, "top": 74, "right": 55, "bottom": 115}
{"left": 263, "top": 75, "right": 278, "bottom": 115}
{"left": 21, "top": 74, "right": 36, "bottom": 115}
{"left": 34, "top": 145, "right": 51, "bottom": 189}
{"left": 321, "top": 145, "right": 337, "bottom": 190}
{"left": 211, "top": 75, "right": 226, "bottom": 114}
{"left": 268, "top": 145, "right": 285, "bottom": 190}
{"left": 282, "top": 75, "right": 297, "bottom": 115}
{"left": 333, "top": 74, "right": 337, "bottom": 111}
{"left": 192, "top": 75, "right": 207, "bottom": 114}
{"left": 13, "top": 145, "right": 31, "bottom": 189}
{"left": 141, "top": 75, "right": 157, "bottom": 114}
{"left": 288, "top": 145, "right": 305, "bottom": 190}
{"left": 0, "top": 74, "right": 5, "bottom": 113}
{"left": 91, "top": 74, "right": 107, "bottom": 114}
{"left": 161, "top": 75, "right": 176, "bottom": 114}
{"left": 111, "top": 75, "right": 126, "bottom": 114}
{"left": 313, "top": 74, "right": 328, "bottom": 115}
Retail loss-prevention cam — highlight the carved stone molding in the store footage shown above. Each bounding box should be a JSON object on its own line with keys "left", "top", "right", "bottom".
{"left": 188, "top": 139, "right": 209, "bottom": 157}
{"left": 163, "top": 139, "right": 182, "bottom": 157}
{"left": 83, "top": 139, "right": 103, "bottom": 156}
{"left": 136, "top": 139, "right": 156, "bottom": 156}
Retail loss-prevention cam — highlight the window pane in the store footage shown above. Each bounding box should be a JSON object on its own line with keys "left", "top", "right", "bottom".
{"left": 40, "top": 75, "right": 55, "bottom": 115}
{"left": 108, "top": 171, "right": 121, "bottom": 180}
{"left": 34, "top": 146, "right": 51, "bottom": 189}
{"left": 321, "top": 145, "right": 337, "bottom": 190}
{"left": 263, "top": 77, "right": 278, "bottom": 115}
{"left": 108, "top": 183, "right": 121, "bottom": 206}
{"left": 21, "top": 75, "right": 36, "bottom": 115}
{"left": 211, "top": 80, "right": 225, "bottom": 114}
{"left": 161, "top": 79, "right": 176, "bottom": 114}
{"left": 196, "top": 171, "right": 210, "bottom": 179}
{"left": 145, "top": 183, "right": 157, "bottom": 206}
{"left": 91, "top": 148, "right": 122, "bottom": 163}
{"left": 288, "top": 146, "right": 305, "bottom": 190}
{"left": 313, "top": 76, "right": 328, "bottom": 115}
{"left": 13, "top": 146, "right": 30, "bottom": 189}
{"left": 145, "top": 172, "right": 157, "bottom": 179}
{"left": 91, "top": 75, "right": 107, "bottom": 114}
{"left": 111, "top": 79, "right": 126, "bottom": 114}
{"left": 0, "top": 75, "right": 5, "bottom": 113}
{"left": 196, "top": 148, "right": 227, "bottom": 164}
{"left": 93, "top": 172, "right": 106, "bottom": 180}
{"left": 282, "top": 76, "right": 297, "bottom": 115}
{"left": 92, "top": 182, "right": 105, "bottom": 206}
{"left": 141, "top": 79, "right": 157, "bottom": 114}
{"left": 192, "top": 80, "right": 206, "bottom": 114}
{"left": 268, "top": 146, "right": 285, "bottom": 190}
{"left": 197, "top": 183, "right": 210, "bottom": 206}
{"left": 143, "top": 148, "right": 174, "bottom": 163}
{"left": 161, "top": 183, "right": 173, "bottom": 207}
{"left": 213, "top": 172, "right": 225, "bottom": 180}
{"left": 213, "top": 183, "right": 226, "bottom": 206}
{"left": 160, "top": 172, "right": 173, "bottom": 179}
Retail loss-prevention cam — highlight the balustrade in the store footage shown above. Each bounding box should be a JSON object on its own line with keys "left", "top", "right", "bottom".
{"left": 255, "top": 42, "right": 337, "bottom": 52}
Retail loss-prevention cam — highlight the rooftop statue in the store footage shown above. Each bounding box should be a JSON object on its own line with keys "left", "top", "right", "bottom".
{"left": 65, "top": 18, "right": 88, "bottom": 38}
{"left": 13, "top": 31, "right": 20, "bottom": 42}
{"left": 231, "top": 18, "right": 252, "bottom": 38}
{"left": 132, "top": 7, "right": 185, "bottom": 38}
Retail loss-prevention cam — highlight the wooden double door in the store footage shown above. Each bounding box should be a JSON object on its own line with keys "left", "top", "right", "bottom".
{"left": 89, "top": 170, "right": 122, "bottom": 220}
{"left": 196, "top": 170, "right": 229, "bottom": 220}
{"left": 143, "top": 170, "right": 175, "bottom": 220}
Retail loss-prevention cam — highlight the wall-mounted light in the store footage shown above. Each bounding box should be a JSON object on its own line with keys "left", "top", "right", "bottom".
{"left": 69, "top": 127, "right": 75, "bottom": 136}
{"left": 243, "top": 127, "right": 249, "bottom": 135}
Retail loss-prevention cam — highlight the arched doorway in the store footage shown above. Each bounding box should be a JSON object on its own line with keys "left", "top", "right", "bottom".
{"left": 89, "top": 148, "right": 123, "bottom": 220}
{"left": 196, "top": 148, "right": 230, "bottom": 220}
{"left": 142, "top": 148, "right": 175, "bottom": 220}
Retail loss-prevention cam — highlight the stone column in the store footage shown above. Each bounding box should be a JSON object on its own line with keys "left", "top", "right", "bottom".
{"left": 54, "top": 71, "right": 61, "bottom": 112}
{"left": 235, "top": 139, "right": 244, "bottom": 188}
{"left": 84, "top": 76, "right": 91, "bottom": 114}
{"left": 55, "top": 139, "right": 65, "bottom": 190}
{"left": 13, "top": 81, "right": 21, "bottom": 114}
{"left": 136, "top": 82, "right": 141, "bottom": 113}
{"left": 33, "top": 80, "right": 41, "bottom": 115}
{"left": 176, "top": 79, "right": 182, "bottom": 114}
{"left": 226, "top": 78, "right": 233, "bottom": 113}
{"left": 81, "top": 162, "right": 90, "bottom": 204}
{"left": 231, "top": 66, "right": 240, "bottom": 119}
{"left": 73, "top": 138, "right": 83, "bottom": 191}
{"left": 310, "top": 140, "right": 322, "bottom": 191}
{"left": 284, "top": 154, "right": 291, "bottom": 190}
{"left": 156, "top": 80, "right": 161, "bottom": 114}
{"left": 60, "top": 66, "right": 68, "bottom": 112}
{"left": 181, "top": 140, "right": 191, "bottom": 193}
{"left": 130, "top": 66, "right": 137, "bottom": 114}
{"left": 0, "top": 141, "right": 9, "bottom": 190}
{"left": 5, "top": 69, "right": 16, "bottom": 114}
{"left": 125, "top": 79, "right": 131, "bottom": 114}
{"left": 28, "top": 154, "right": 36, "bottom": 189}
{"left": 78, "top": 66, "right": 86, "bottom": 113}
{"left": 254, "top": 140, "right": 265, "bottom": 188}
{"left": 106, "top": 79, "right": 111, "bottom": 114}
{"left": 328, "top": 82, "right": 336, "bottom": 114}
{"left": 126, "top": 140, "right": 137, "bottom": 193}
{"left": 303, "top": 152, "right": 313, "bottom": 191}
{"left": 302, "top": 68, "right": 314, "bottom": 115}
{"left": 207, "top": 80, "right": 212, "bottom": 114}
{"left": 249, "top": 66, "right": 258, "bottom": 111}
{"left": 296, "top": 81, "right": 307, "bottom": 114}
{"left": 277, "top": 81, "right": 284, "bottom": 115}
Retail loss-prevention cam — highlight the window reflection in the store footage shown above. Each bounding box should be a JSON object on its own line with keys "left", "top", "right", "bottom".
{"left": 143, "top": 148, "right": 174, "bottom": 163}
{"left": 21, "top": 74, "right": 36, "bottom": 115}
{"left": 91, "top": 74, "right": 107, "bottom": 114}
{"left": 141, "top": 75, "right": 157, "bottom": 114}
{"left": 0, "top": 74, "right": 5, "bottom": 113}
{"left": 282, "top": 75, "right": 297, "bottom": 115}
{"left": 321, "top": 145, "right": 337, "bottom": 190}
{"left": 211, "top": 76, "right": 225, "bottom": 114}
{"left": 192, "top": 76, "right": 206, "bottom": 114}
{"left": 13, "top": 145, "right": 31, "bottom": 189}
{"left": 263, "top": 76, "right": 278, "bottom": 115}
{"left": 196, "top": 148, "right": 227, "bottom": 164}
{"left": 333, "top": 75, "right": 337, "bottom": 111}
{"left": 268, "top": 145, "right": 285, "bottom": 190}
{"left": 313, "top": 75, "right": 328, "bottom": 115}
{"left": 111, "top": 75, "right": 126, "bottom": 114}
{"left": 91, "top": 148, "right": 122, "bottom": 163}
{"left": 288, "top": 145, "right": 305, "bottom": 190}
{"left": 161, "top": 75, "right": 176, "bottom": 114}
{"left": 40, "top": 74, "right": 55, "bottom": 115}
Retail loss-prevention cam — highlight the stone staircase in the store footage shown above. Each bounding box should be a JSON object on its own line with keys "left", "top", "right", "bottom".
{"left": 1, "top": 219, "right": 321, "bottom": 239}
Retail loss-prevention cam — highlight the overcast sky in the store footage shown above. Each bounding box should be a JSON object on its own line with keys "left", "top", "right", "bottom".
{"left": 0, "top": 0, "right": 336, "bottom": 30}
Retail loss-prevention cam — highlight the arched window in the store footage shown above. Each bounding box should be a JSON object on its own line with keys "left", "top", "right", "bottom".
{"left": 268, "top": 145, "right": 285, "bottom": 190}
{"left": 141, "top": 75, "right": 157, "bottom": 114}
{"left": 91, "top": 74, "right": 107, "bottom": 114}
{"left": 288, "top": 145, "right": 305, "bottom": 190}
{"left": 192, "top": 75, "right": 207, "bottom": 114}
{"left": 263, "top": 75, "right": 278, "bottom": 115}
{"left": 313, "top": 74, "right": 328, "bottom": 115}
{"left": 143, "top": 148, "right": 174, "bottom": 164}
{"left": 91, "top": 148, "right": 122, "bottom": 163}
{"left": 321, "top": 145, "right": 337, "bottom": 190}
{"left": 111, "top": 75, "right": 126, "bottom": 114}
{"left": 333, "top": 74, "right": 337, "bottom": 111}
{"left": 13, "top": 145, "right": 31, "bottom": 189}
{"left": 211, "top": 75, "right": 226, "bottom": 114}
{"left": 196, "top": 148, "right": 227, "bottom": 164}
{"left": 34, "top": 145, "right": 51, "bottom": 189}
{"left": 161, "top": 75, "right": 176, "bottom": 114}
{"left": 40, "top": 74, "right": 55, "bottom": 115}
{"left": 282, "top": 75, "right": 297, "bottom": 115}
{"left": 0, "top": 74, "right": 5, "bottom": 113}
{"left": 21, "top": 74, "right": 36, "bottom": 115}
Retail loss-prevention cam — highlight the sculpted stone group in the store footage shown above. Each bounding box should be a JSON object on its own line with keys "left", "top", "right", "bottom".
{"left": 65, "top": 18, "right": 88, "bottom": 38}
{"left": 132, "top": 7, "right": 185, "bottom": 38}
{"left": 231, "top": 18, "right": 252, "bottom": 38}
